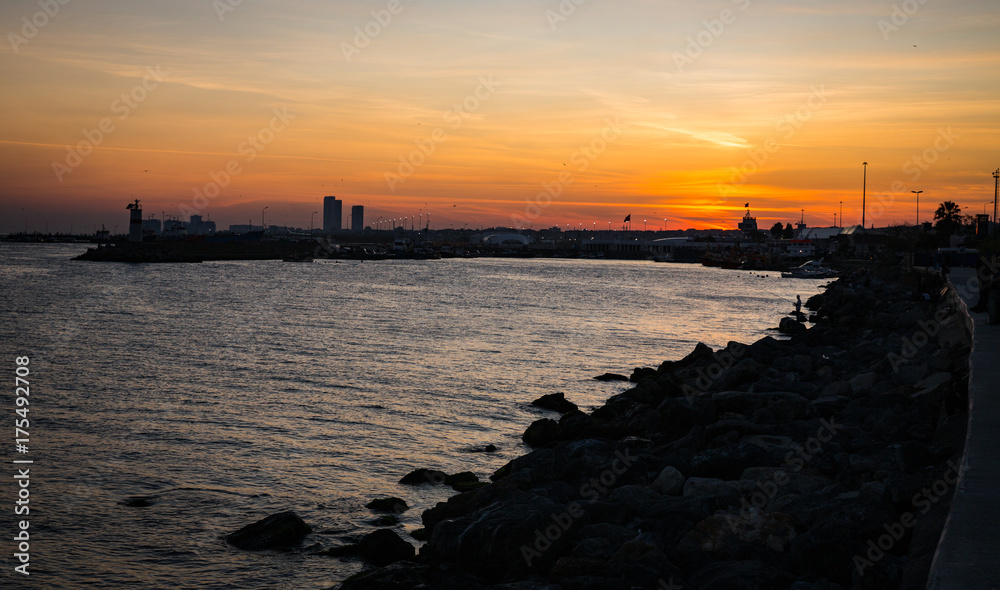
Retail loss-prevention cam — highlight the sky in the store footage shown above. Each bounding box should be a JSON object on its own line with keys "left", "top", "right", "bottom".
{"left": 1, "top": 0, "right": 998, "bottom": 233}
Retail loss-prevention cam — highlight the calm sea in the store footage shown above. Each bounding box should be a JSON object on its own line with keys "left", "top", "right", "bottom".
{"left": 0, "top": 243, "right": 828, "bottom": 589}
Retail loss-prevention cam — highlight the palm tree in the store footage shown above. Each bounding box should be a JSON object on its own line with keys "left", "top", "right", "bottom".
{"left": 934, "top": 201, "right": 962, "bottom": 233}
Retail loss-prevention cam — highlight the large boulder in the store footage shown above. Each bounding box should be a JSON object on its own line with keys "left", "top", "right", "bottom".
{"left": 594, "top": 372, "right": 629, "bottom": 382}
{"left": 522, "top": 418, "right": 562, "bottom": 447}
{"left": 653, "top": 466, "right": 686, "bottom": 496}
{"left": 398, "top": 468, "right": 447, "bottom": 485}
{"left": 365, "top": 497, "right": 409, "bottom": 513}
{"left": 779, "top": 317, "right": 807, "bottom": 335}
{"left": 530, "top": 392, "right": 578, "bottom": 414}
{"left": 225, "top": 511, "right": 311, "bottom": 551}
{"left": 357, "top": 528, "right": 415, "bottom": 567}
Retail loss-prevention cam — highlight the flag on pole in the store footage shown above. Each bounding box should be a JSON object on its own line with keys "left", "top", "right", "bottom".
{"left": 624, "top": 214, "right": 631, "bottom": 223}
{"left": 744, "top": 202, "right": 749, "bottom": 208}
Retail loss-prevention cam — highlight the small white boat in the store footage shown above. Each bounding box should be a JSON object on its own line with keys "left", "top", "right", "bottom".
{"left": 782, "top": 260, "right": 836, "bottom": 278}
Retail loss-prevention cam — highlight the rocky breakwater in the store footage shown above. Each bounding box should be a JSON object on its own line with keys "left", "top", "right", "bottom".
{"left": 338, "top": 270, "right": 971, "bottom": 590}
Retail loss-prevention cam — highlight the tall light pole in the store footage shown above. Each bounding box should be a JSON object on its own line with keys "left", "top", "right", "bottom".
{"left": 862, "top": 162, "right": 868, "bottom": 228}
{"left": 310, "top": 211, "right": 318, "bottom": 231}
{"left": 261, "top": 206, "right": 268, "bottom": 234}
{"left": 839, "top": 201, "right": 842, "bottom": 228}
{"left": 911, "top": 190, "right": 922, "bottom": 226}
{"left": 993, "top": 168, "right": 999, "bottom": 227}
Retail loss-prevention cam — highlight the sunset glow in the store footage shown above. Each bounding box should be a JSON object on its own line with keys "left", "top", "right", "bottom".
{"left": 2, "top": 0, "right": 998, "bottom": 232}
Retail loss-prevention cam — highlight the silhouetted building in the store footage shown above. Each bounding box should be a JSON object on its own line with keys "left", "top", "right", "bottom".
{"left": 323, "top": 196, "right": 342, "bottom": 233}
{"left": 738, "top": 205, "right": 757, "bottom": 235}
{"left": 188, "top": 215, "right": 216, "bottom": 236}
{"left": 351, "top": 205, "right": 364, "bottom": 232}
{"left": 142, "top": 219, "right": 161, "bottom": 235}
{"left": 163, "top": 219, "right": 186, "bottom": 236}
{"left": 976, "top": 214, "right": 990, "bottom": 238}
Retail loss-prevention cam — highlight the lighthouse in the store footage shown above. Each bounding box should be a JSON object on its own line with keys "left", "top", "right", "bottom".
{"left": 126, "top": 199, "right": 143, "bottom": 242}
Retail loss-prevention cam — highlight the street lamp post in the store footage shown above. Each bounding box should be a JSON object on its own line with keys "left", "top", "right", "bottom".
{"left": 993, "top": 168, "right": 1000, "bottom": 227}
{"left": 310, "top": 211, "right": 318, "bottom": 231}
{"left": 839, "top": 201, "right": 842, "bottom": 228}
{"left": 261, "top": 206, "right": 268, "bottom": 235}
{"left": 862, "top": 162, "right": 868, "bottom": 228}
{"left": 911, "top": 190, "right": 922, "bottom": 226}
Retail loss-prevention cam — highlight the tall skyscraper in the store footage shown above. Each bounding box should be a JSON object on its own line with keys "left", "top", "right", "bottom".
{"left": 323, "top": 196, "right": 341, "bottom": 233}
{"left": 351, "top": 205, "right": 364, "bottom": 232}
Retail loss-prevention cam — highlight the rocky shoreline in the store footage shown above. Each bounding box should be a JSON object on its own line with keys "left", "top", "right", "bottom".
{"left": 325, "top": 268, "right": 970, "bottom": 590}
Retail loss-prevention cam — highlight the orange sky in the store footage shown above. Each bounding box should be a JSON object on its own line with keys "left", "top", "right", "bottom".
{"left": 2, "top": 0, "right": 999, "bottom": 233}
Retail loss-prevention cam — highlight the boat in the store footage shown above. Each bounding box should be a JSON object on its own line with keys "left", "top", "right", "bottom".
{"left": 781, "top": 260, "right": 837, "bottom": 279}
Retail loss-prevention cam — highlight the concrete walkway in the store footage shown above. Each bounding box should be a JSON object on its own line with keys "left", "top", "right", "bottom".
{"left": 927, "top": 267, "right": 1000, "bottom": 590}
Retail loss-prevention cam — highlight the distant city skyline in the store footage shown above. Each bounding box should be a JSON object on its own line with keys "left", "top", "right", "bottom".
{"left": 2, "top": 1, "right": 998, "bottom": 233}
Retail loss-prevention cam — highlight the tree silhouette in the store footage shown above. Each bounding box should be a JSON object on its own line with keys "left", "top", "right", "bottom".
{"left": 934, "top": 201, "right": 962, "bottom": 234}
{"left": 770, "top": 222, "right": 784, "bottom": 239}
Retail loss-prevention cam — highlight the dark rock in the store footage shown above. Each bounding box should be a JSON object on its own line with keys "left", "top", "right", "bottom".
{"left": 225, "top": 511, "right": 311, "bottom": 551}
{"left": 894, "top": 441, "right": 933, "bottom": 473}
{"left": 607, "top": 533, "right": 685, "bottom": 586}
{"left": 690, "top": 436, "right": 800, "bottom": 480}
{"left": 659, "top": 396, "right": 717, "bottom": 438}
{"left": 689, "top": 559, "right": 794, "bottom": 590}
{"left": 337, "top": 562, "right": 432, "bottom": 590}
{"left": 723, "top": 358, "right": 766, "bottom": 389}
{"left": 531, "top": 392, "right": 578, "bottom": 413}
{"left": 772, "top": 354, "right": 814, "bottom": 374}
{"left": 366, "top": 497, "right": 408, "bottom": 513}
{"left": 424, "top": 495, "right": 577, "bottom": 578}
{"left": 594, "top": 372, "right": 629, "bottom": 381}
{"left": 119, "top": 495, "right": 157, "bottom": 507}
{"left": 630, "top": 366, "right": 658, "bottom": 382}
{"left": 522, "top": 418, "right": 562, "bottom": 447}
{"left": 376, "top": 514, "right": 399, "bottom": 526}
{"left": 805, "top": 292, "right": 825, "bottom": 311}
{"left": 550, "top": 556, "right": 608, "bottom": 579}
{"left": 653, "top": 466, "right": 686, "bottom": 495}
{"left": 356, "top": 528, "right": 415, "bottom": 567}
{"left": 399, "top": 468, "right": 447, "bottom": 485}
{"left": 444, "top": 471, "right": 486, "bottom": 492}
{"left": 711, "top": 390, "right": 810, "bottom": 420}
{"left": 680, "top": 342, "right": 715, "bottom": 366}
{"left": 463, "top": 443, "right": 499, "bottom": 453}
{"left": 779, "top": 316, "right": 808, "bottom": 335}
{"left": 410, "top": 527, "right": 430, "bottom": 541}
